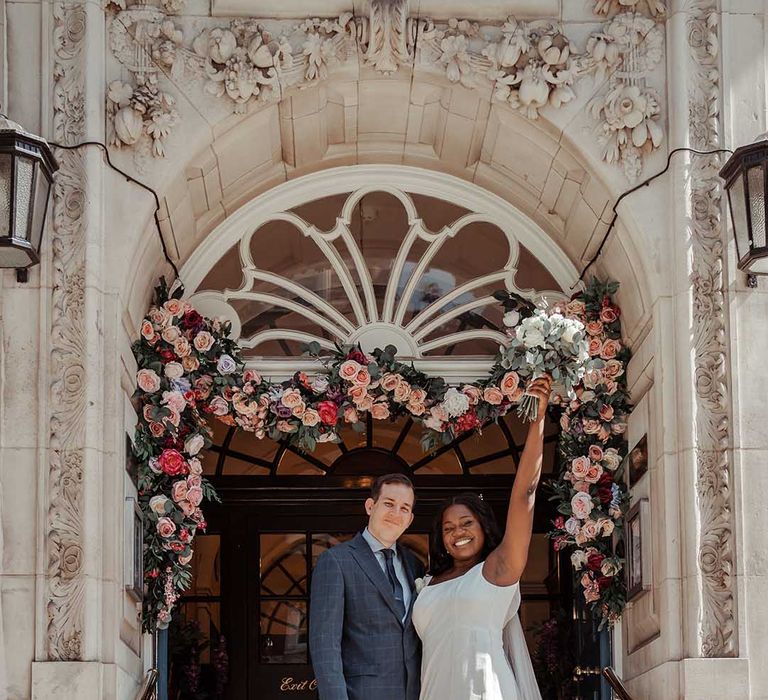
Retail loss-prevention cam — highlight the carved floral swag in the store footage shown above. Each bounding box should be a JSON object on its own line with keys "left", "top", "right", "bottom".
{"left": 132, "top": 278, "right": 630, "bottom": 630}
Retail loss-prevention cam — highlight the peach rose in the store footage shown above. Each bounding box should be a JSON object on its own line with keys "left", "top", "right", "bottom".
{"left": 356, "top": 395, "right": 374, "bottom": 412}
{"left": 243, "top": 369, "right": 261, "bottom": 384}
{"left": 381, "top": 373, "right": 400, "bottom": 392}
{"left": 188, "top": 458, "right": 203, "bottom": 475}
{"left": 353, "top": 369, "right": 371, "bottom": 387}
{"left": 157, "top": 517, "right": 176, "bottom": 538}
{"left": 581, "top": 519, "right": 600, "bottom": 540}
{"left": 137, "top": 369, "right": 161, "bottom": 393}
{"left": 162, "top": 326, "right": 181, "bottom": 344}
{"left": 582, "top": 419, "right": 601, "bottom": 435}
{"left": 603, "top": 448, "right": 621, "bottom": 471}
{"left": 585, "top": 320, "right": 604, "bottom": 336}
{"left": 565, "top": 300, "right": 586, "bottom": 318}
{"left": 600, "top": 339, "right": 621, "bottom": 360}
{"left": 339, "top": 360, "right": 361, "bottom": 381}
{"left": 571, "top": 456, "right": 591, "bottom": 480}
{"left": 348, "top": 385, "right": 368, "bottom": 404}
{"left": 394, "top": 381, "right": 411, "bottom": 403}
{"left": 162, "top": 390, "right": 187, "bottom": 413}
{"left": 344, "top": 406, "right": 360, "bottom": 423}
{"left": 281, "top": 388, "right": 303, "bottom": 409}
{"left": 600, "top": 306, "right": 619, "bottom": 323}
{"left": 604, "top": 379, "right": 618, "bottom": 395}
{"left": 302, "top": 408, "right": 320, "bottom": 426}
{"left": 500, "top": 371, "right": 520, "bottom": 397}
{"left": 588, "top": 338, "right": 602, "bottom": 356}
{"left": 141, "top": 320, "right": 156, "bottom": 341}
{"left": 407, "top": 402, "right": 426, "bottom": 416}
{"left": 174, "top": 337, "right": 192, "bottom": 358}
{"left": 292, "top": 402, "right": 307, "bottom": 418}
{"left": 149, "top": 308, "right": 171, "bottom": 327}
{"left": 371, "top": 402, "right": 390, "bottom": 420}
{"left": 599, "top": 404, "right": 615, "bottom": 422}
{"left": 277, "top": 420, "right": 297, "bottom": 433}
{"left": 193, "top": 332, "right": 215, "bottom": 352}
{"left": 584, "top": 463, "right": 604, "bottom": 484}
{"left": 182, "top": 356, "right": 200, "bottom": 372}
{"left": 574, "top": 481, "right": 590, "bottom": 493}
{"left": 603, "top": 360, "right": 624, "bottom": 378}
{"left": 149, "top": 495, "right": 169, "bottom": 515}
{"left": 179, "top": 500, "right": 196, "bottom": 516}
{"left": 483, "top": 386, "right": 504, "bottom": 405}
{"left": 599, "top": 519, "right": 615, "bottom": 536}
{"left": 410, "top": 388, "right": 427, "bottom": 404}
{"left": 164, "top": 299, "right": 185, "bottom": 317}
{"left": 149, "top": 422, "right": 165, "bottom": 438}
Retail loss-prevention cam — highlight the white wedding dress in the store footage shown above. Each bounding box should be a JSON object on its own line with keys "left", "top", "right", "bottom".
{"left": 412, "top": 562, "right": 542, "bottom": 700}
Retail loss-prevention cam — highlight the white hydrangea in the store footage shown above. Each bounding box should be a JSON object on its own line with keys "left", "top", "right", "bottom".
{"left": 441, "top": 387, "right": 470, "bottom": 418}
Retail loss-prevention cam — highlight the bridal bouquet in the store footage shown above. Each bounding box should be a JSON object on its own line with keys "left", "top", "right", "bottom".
{"left": 500, "top": 308, "right": 590, "bottom": 421}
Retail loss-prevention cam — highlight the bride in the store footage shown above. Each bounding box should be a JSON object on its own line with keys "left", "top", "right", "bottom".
{"left": 412, "top": 376, "right": 551, "bottom": 700}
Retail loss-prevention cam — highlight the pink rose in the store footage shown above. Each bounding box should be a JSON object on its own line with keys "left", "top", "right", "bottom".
{"left": 356, "top": 395, "right": 374, "bottom": 411}
{"left": 588, "top": 338, "right": 602, "bottom": 356}
{"left": 276, "top": 420, "right": 297, "bottom": 433}
{"left": 410, "top": 388, "right": 427, "bottom": 404}
{"left": 281, "top": 388, "right": 303, "bottom": 409}
{"left": 462, "top": 385, "right": 481, "bottom": 405}
{"left": 137, "top": 369, "right": 161, "bottom": 393}
{"left": 600, "top": 339, "right": 621, "bottom": 360}
{"left": 243, "top": 369, "right": 261, "bottom": 383}
{"left": 149, "top": 422, "right": 165, "bottom": 438}
{"left": 172, "top": 480, "right": 189, "bottom": 503}
{"left": 157, "top": 517, "right": 176, "bottom": 538}
{"left": 586, "top": 321, "right": 604, "bottom": 336}
{"left": 179, "top": 500, "right": 195, "bottom": 516}
{"left": 581, "top": 519, "right": 600, "bottom": 540}
{"left": 162, "top": 390, "right": 187, "bottom": 414}
{"left": 371, "top": 402, "right": 390, "bottom": 420}
{"left": 571, "top": 492, "right": 594, "bottom": 519}
{"left": 292, "top": 402, "right": 307, "bottom": 418}
{"left": 483, "top": 386, "right": 504, "bottom": 405}
{"left": 149, "top": 495, "right": 169, "bottom": 515}
{"left": 317, "top": 401, "right": 338, "bottom": 426}
{"left": 164, "top": 362, "right": 184, "bottom": 380}
{"left": 566, "top": 300, "right": 586, "bottom": 318}
{"left": 186, "top": 486, "right": 203, "bottom": 507}
{"left": 348, "top": 385, "right": 368, "bottom": 404}
{"left": 188, "top": 458, "right": 203, "bottom": 475}
{"left": 339, "top": 360, "right": 361, "bottom": 381}
{"left": 604, "top": 379, "right": 618, "bottom": 395}
{"left": 184, "top": 434, "right": 205, "bottom": 456}
{"left": 408, "top": 402, "right": 426, "bottom": 416}
{"left": 500, "top": 371, "right": 520, "bottom": 397}
{"left": 574, "top": 481, "right": 590, "bottom": 493}
{"left": 600, "top": 306, "right": 619, "bottom": 323}
{"left": 381, "top": 373, "right": 400, "bottom": 392}
{"left": 209, "top": 396, "right": 229, "bottom": 416}
{"left": 344, "top": 406, "right": 360, "bottom": 423}
{"left": 589, "top": 445, "right": 604, "bottom": 461}
{"left": 193, "top": 332, "right": 214, "bottom": 352}
{"left": 571, "top": 456, "right": 590, "bottom": 480}
{"left": 158, "top": 449, "right": 188, "bottom": 476}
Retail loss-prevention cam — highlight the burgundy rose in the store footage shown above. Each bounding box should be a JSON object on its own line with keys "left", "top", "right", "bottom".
{"left": 587, "top": 553, "right": 605, "bottom": 572}
{"left": 347, "top": 349, "right": 368, "bottom": 365}
{"left": 597, "top": 575, "right": 613, "bottom": 590}
{"left": 597, "top": 487, "right": 613, "bottom": 504}
{"left": 317, "top": 400, "right": 339, "bottom": 426}
{"left": 160, "top": 348, "right": 177, "bottom": 362}
{"left": 181, "top": 310, "right": 204, "bottom": 331}
{"left": 158, "top": 448, "right": 189, "bottom": 476}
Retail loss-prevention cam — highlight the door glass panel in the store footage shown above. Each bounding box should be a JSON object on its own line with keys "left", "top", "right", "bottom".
{"left": 188, "top": 534, "right": 221, "bottom": 596}
{"left": 261, "top": 534, "right": 307, "bottom": 596}
{"left": 311, "top": 533, "right": 354, "bottom": 567}
{"left": 260, "top": 600, "right": 308, "bottom": 663}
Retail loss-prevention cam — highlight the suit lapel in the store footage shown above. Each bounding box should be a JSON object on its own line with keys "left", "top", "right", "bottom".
{"left": 349, "top": 532, "right": 404, "bottom": 625}
{"left": 398, "top": 545, "right": 419, "bottom": 626}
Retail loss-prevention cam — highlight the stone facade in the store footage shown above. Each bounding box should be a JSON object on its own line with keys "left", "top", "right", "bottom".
{"left": 0, "top": 0, "right": 767, "bottom": 698}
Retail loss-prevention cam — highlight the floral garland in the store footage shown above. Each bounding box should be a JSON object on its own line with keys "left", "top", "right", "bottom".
{"left": 133, "top": 278, "right": 626, "bottom": 630}
{"left": 549, "top": 278, "right": 631, "bottom": 626}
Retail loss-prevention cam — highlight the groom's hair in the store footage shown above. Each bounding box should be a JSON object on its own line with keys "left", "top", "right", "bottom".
{"left": 370, "top": 473, "right": 415, "bottom": 502}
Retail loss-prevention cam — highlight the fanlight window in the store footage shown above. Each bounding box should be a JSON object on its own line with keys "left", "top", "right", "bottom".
{"left": 192, "top": 187, "right": 565, "bottom": 379}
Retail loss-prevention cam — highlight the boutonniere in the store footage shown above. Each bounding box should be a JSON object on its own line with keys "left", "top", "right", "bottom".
{"left": 414, "top": 577, "right": 426, "bottom": 595}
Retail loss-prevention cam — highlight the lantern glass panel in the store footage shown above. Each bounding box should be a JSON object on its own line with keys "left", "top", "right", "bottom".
{"left": 29, "top": 164, "right": 51, "bottom": 252}
{"left": 728, "top": 173, "right": 750, "bottom": 262}
{"left": 0, "top": 154, "right": 12, "bottom": 238}
{"left": 747, "top": 164, "right": 767, "bottom": 251}
{"left": 13, "top": 155, "right": 35, "bottom": 242}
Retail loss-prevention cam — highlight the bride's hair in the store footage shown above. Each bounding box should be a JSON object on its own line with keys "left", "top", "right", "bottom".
{"left": 427, "top": 493, "right": 501, "bottom": 576}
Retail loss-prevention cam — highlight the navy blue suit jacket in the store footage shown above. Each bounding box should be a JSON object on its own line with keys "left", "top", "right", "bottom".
{"left": 309, "top": 532, "right": 425, "bottom": 700}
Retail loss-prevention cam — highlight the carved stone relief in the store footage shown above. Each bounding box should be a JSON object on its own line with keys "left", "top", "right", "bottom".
{"left": 686, "top": 1, "right": 736, "bottom": 658}
{"left": 105, "top": 1, "right": 667, "bottom": 180}
{"left": 48, "top": 0, "right": 89, "bottom": 661}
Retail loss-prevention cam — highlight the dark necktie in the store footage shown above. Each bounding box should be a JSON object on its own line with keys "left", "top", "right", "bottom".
{"left": 381, "top": 548, "right": 406, "bottom": 619}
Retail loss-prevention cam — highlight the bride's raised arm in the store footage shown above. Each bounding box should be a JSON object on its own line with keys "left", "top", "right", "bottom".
{"left": 484, "top": 375, "right": 552, "bottom": 586}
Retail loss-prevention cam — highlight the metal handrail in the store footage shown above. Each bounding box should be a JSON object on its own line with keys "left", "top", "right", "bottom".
{"left": 134, "top": 668, "right": 159, "bottom": 700}
{"left": 602, "top": 666, "right": 634, "bottom": 700}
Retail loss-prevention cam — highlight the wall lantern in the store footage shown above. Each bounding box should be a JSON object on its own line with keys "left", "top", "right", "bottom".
{"left": 719, "top": 139, "right": 768, "bottom": 287}
{"left": 0, "top": 115, "right": 59, "bottom": 282}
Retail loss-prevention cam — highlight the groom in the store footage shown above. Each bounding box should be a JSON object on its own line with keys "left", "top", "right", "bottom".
{"left": 309, "top": 473, "right": 424, "bottom": 700}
